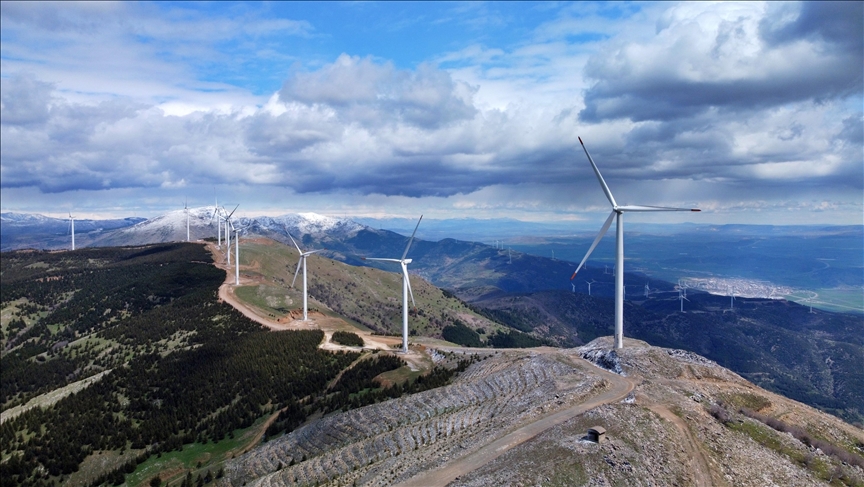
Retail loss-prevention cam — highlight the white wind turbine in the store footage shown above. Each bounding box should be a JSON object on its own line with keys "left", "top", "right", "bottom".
{"left": 678, "top": 287, "right": 689, "bottom": 312}
{"left": 68, "top": 212, "right": 76, "bottom": 250}
{"left": 208, "top": 203, "right": 222, "bottom": 247}
{"left": 223, "top": 205, "right": 239, "bottom": 267}
{"left": 364, "top": 216, "right": 423, "bottom": 354}
{"left": 586, "top": 280, "right": 596, "bottom": 296}
{"left": 232, "top": 222, "right": 247, "bottom": 285}
{"left": 289, "top": 234, "right": 325, "bottom": 321}
{"left": 570, "top": 137, "right": 700, "bottom": 349}
{"left": 213, "top": 198, "right": 223, "bottom": 248}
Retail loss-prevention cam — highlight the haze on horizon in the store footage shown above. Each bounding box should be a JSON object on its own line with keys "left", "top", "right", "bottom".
{"left": 1, "top": 1, "right": 862, "bottom": 226}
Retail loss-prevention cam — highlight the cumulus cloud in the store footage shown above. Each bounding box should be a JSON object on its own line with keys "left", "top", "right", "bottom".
{"left": 280, "top": 55, "right": 478, "bottom": 129}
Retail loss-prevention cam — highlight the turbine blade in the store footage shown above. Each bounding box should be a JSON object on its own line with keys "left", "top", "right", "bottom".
{"left": 570, "top": 210, "right": 616, "bottom": 280}
{"left": 617, "top": 205, "right": 701, "bottom": 212}
{"left": 578, "top": 137, "right": 617, "bottom": 208}
{"left": 364, "top": 257, "right": 401, "bottom": 263}
{"left": 401, "top": 215, "right": 423, "bottom": 261}
{"left": 226, "top": 204, "right": 239, "bottom": 221}
{"left": 305, "top": 249, "right": 326, "bottom": 256}
{"left": 402, "top": 263, "right": 415, "bottom": 308}
{"left": 291, "top": 258, "right": 302, "bottom": 287}
{"left": 287, "top": 233, "right": 302, "bottom": 253}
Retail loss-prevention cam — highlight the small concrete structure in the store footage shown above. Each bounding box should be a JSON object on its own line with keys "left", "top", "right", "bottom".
{"left": 587, "top": 426, "right": 607, "bottom": 444}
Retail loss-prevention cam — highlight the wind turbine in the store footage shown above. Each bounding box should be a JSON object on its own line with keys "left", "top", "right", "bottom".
{"left": 68, "top": 213, "right": 75, "bottom": 250}
{"left": 570, "top": 137, "right": 700, "bottom": 349}
{"left": 678, "top": 288, "right": 689, "bottom": 312}
{"left": 223, "top": 205, "right": 239, "bottom": 266}
{"left": 644, "top": 282, "right": 650, "bottom": 297}
{"left": 232, "top": 222, "right": 247, "bottom": 285}
{"left": 571, "top": 282, "right": 576, "bottom": 293}
{"left": 289, "top": 234, "right": 325, "bottom": 321}
{"left": 586, "top": 280, "right": 596, "bottom": 296}
{"left": 508, "top": 248, "right": 512, "bottom": 264}
{"left": 209, "top": 202, "right": 222, "bottom": 247}
{"left": 364, "top": 216, "right": 422, "bottom": 354}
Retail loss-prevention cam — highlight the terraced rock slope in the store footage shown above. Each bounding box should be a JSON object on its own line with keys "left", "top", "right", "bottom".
{"left": 219, "top": 339, "right": 864, "bottom": 487}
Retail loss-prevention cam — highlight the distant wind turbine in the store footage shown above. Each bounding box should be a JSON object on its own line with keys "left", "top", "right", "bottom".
{"left": 289, "top": 234, "right": 325, "bottom": 321}
{"left": 364, "top": 216, "right": 422, "bottom": 354}
{"left": 232, "top": 223, "right": 246, "bottom": 285}
{"left": 68, "top": 213, "right": 75, "bottom": 251}
{"left": 223, "top": 205, "right": 239, "bottom": 267}
{"left": 586, "top": 280, "right": 596, "bottom": 296}
{"left": 570, "top": 137, "right": 700, "bottom": 349}
{"left": 209, "top": 202, "right": 222, "bottom": 247}
{"left": 678, "top": 288, "right": 689, "bottom": 312}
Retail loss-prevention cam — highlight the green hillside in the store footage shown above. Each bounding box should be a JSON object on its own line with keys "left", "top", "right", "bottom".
{"left": 235, "top": 239, "right": 506, "bottom": 344}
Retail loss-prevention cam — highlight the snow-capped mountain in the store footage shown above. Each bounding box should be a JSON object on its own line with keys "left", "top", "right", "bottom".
{"left": 239, "top": 213, "right": 365, "bottom": 239}
{"left": 77, "top": 209, "right": 368, "bottom": 248}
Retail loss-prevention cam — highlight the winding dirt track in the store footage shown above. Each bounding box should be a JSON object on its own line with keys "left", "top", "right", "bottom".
{"left": 643, "top": 402, "right": 719, "bottom": 487}
{"left": 394, "top": 360, "right": 635, "bottom": 487}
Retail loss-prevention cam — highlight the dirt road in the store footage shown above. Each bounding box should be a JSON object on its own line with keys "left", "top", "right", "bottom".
{"left": 209, "top": 242, "right": 410, "bottom": 354}
{"left": 643, "top": 402, "right": 720, "bottom": 487}
{"left": 395, "top": 357, "right": 635, "bottom": 487}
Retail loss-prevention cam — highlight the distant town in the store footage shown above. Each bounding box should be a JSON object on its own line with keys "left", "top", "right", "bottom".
{"left": 680, "top": 277, "right": 794, "bottom": 300}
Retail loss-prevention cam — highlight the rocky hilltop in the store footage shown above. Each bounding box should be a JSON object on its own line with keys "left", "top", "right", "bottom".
{"left": 220, "top": 338, "right": 864, "bottom": 487}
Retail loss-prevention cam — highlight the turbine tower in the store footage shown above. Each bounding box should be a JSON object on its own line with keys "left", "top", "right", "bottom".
{"left": 68, "top": 213, "right": 75, "bottom": 250}
{"left": 289, "top": 234, "right": 325, "bottom": 321}
{"left": 233, "top": 223, "right": 245, "bottom": 285}
{"left": 586, "top": 280, "right": 595, "bottom": 296}
{"left": 364, "top": 216, "right": 422, "bottom": 354}
{"left": 678, "top": 288, "right": 689, "bottom": 312}
{"left": 570, "top": 137, "right": 700, "bottom": 349}
{"left": 209, "top": 203, "right": 222, "bottom": 247}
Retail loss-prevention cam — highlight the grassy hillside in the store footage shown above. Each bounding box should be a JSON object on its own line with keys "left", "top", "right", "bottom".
{"left": 235, "top": 238, "right": 506, "bottom": 343}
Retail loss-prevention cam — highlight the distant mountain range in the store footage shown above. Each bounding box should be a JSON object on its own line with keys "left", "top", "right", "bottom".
{"left": 0, "top": 212, "right": 147, "bottom": 251}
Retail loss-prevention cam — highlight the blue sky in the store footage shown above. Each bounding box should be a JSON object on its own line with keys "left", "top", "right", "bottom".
{"left": 1, "top": 1, "right": 862, "bottom": 225}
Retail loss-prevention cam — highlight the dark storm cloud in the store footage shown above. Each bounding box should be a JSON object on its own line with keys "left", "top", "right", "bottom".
{"left": 760, "top": 1, "right": 864, "bottom": 53}
{"left": 580, "top": 2, "right": 863, "bottom": 123}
